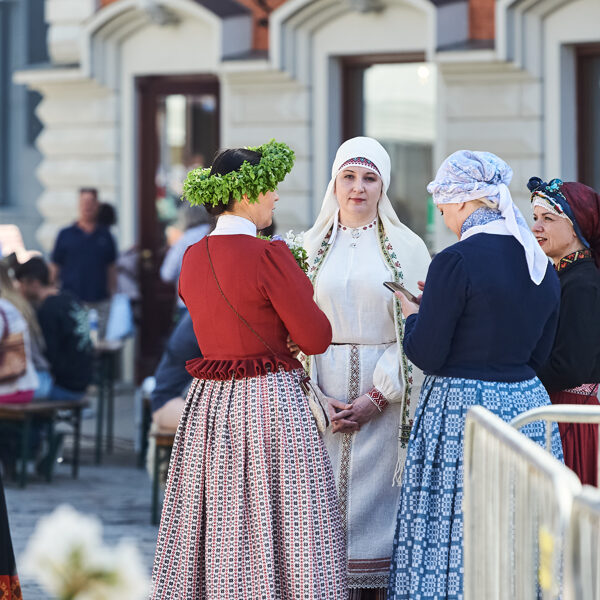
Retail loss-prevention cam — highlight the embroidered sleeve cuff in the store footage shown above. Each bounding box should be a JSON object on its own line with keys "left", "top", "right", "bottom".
{"left": 367, "top": 387, "right": 389, "bottom": 412}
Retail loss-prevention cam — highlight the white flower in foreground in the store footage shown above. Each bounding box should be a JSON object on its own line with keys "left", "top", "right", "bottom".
{"left": 21, "top": 505, "right": 103, "bottom": 595}
{"left": 21, "top": 504, "right": 148, "bottom": 600}
{"left": 285, "top": 229, "right": 305, "bottom": 249}
{"left": 75, "top": 541, "right": 148, "bottom": 600}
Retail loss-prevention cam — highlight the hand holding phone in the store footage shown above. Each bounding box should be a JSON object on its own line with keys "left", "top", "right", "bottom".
{"left": 383, "top": 281, "right": 419, "bottom": 304}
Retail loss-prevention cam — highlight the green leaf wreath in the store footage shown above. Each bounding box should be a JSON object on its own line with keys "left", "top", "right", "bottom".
{"left": 182, "top": 139, "right": 295, "bottom": 207}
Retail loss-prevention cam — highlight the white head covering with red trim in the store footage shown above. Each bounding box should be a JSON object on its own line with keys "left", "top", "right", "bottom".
{"left": 304, "top": 137, "right": 429, "bottom": 289}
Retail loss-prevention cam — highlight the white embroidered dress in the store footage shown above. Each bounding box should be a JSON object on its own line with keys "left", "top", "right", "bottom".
{"left": 311, "top": 222, "right": 407, "bottom": 589}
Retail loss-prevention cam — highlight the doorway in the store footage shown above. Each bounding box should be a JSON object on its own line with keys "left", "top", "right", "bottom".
{"left": 342, "top": 55, "right": 437, "bottom": 248}
{"left": 136, "top": 75, "right": 219, "bottom": 381}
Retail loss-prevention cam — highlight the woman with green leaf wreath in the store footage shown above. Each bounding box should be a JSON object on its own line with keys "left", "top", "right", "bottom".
{"left": 150, "top": 141, "right": 347, "bottom": 600}
{"left": 302, "top": 137, "right": 431, "bottom": 599}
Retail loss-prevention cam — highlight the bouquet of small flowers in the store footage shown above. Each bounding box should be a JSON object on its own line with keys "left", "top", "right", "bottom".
{"left": 21, "top": 505, "right": 148, "bottom": 600}
{"left": 260, "top": 230, "right": 309, "bottom": 273}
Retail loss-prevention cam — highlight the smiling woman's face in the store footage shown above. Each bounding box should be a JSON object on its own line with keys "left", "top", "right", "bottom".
{"left": 531, "top": 204, "right": 581, "bottom": 263}
{"left": 335, "top": 166, "right": 382, "bottom": 225}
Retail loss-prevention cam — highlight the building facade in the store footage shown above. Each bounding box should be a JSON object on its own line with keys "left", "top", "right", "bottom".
{"left": 12, "top": 0, "right": 600, "bottom": 252}
{"left": 0, "top": 0, "right": 48, "bottom": 249}
{"left": 8, "top": 0, "right": 600, "bottom": 375}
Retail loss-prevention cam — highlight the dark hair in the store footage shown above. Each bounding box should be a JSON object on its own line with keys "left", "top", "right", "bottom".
{"left": 79, "top": 187, "right": 98, "bottom": 200}
{"left": 14, "top": 257, "right": 50, "bottom": 286}
{"left": 97, "top": 202, "right": 117, "bottom": 227}
{"left": 206, "top": 148, "right": 262, "bottom": 216}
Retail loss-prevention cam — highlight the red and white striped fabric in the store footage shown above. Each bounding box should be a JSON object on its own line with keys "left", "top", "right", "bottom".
{"left": 150, "top": 368, "right": 347, "bottom": 599}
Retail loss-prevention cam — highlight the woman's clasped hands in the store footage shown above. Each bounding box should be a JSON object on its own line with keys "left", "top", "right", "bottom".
{"left": 328, "top": 395, "right": 380, "bottom": 433}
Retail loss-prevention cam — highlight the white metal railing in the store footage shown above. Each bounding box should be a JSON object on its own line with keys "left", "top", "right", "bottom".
{"left": 510, "top": 404, "right": 600, "bottom": 487}
{"left": 565, "top": 485, "right": 600, "bottom": 600}
{"left": 464, "top": 406, "right": 582, "bottom": 600}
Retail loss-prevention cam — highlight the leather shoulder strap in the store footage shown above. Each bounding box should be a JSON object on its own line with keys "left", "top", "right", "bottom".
{"left": 205, "top": 237, "right": 276, "bottom": 355}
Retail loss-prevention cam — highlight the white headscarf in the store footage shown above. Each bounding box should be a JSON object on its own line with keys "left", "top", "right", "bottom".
{"left": 427, "top": 150, "right": 549, "bottom": 285}
{"left": 304, "top": 137, "right": 429, "bottom": 285}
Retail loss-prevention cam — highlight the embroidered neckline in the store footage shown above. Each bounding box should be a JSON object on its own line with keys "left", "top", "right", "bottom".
{"left": 337, "top": 218, "right": 378, "bottom": 248}
{"left": 460, "top": 207, "right": 503, "bottom": 237}
{"left": 337, "top": 218, "right": 377, "bottom": 232}
{"left": 555, "top": 248, "right": 593, "bottom": 272}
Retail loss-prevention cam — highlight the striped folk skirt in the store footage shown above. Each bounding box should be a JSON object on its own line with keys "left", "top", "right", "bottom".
{"left": 387, "top": 375, "right": 564, "bottom": 600}
{"left": 150, "top": 368, "right": 347, "bottom": 600}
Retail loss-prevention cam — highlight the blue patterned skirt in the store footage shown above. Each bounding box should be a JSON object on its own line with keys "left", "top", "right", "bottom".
{"left": 387, "top": 375, "right": 563, "bottom": 600}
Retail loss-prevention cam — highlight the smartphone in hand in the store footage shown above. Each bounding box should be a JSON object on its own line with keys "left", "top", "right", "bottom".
{"left": 383, "top": 281, "right": 419, "bottom": 304}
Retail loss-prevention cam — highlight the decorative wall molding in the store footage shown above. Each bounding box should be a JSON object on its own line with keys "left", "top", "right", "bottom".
{"left": 138, "top": 0, "right": 180, "bottom": 25}
{"left": 345, "top": 0, "right": 385, "bottom": 13}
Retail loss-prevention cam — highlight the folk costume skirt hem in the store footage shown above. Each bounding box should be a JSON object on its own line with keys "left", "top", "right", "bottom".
{"left": 387, "top": 375, "right": 563, "bottom": 600}
{"left": 0, "top": 473, "right": 22, "bottom": 600}
{"left": 150, "top": 368, "right": 347, "bottom": 600}
{"left": 348, "top": 587, "right": 387, "bottom": 600}
{"left": 550, "top": 389, "right": 599, "bottom": 487}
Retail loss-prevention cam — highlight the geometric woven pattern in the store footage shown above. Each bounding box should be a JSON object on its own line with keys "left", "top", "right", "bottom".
{"left": 150, "top": 368, "right": 348, "bottom": 599}
{"left": 388, "top": 375, "right": 564, "bottom": 599}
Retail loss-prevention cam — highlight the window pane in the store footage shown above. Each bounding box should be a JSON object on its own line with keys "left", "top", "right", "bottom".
{"left": 363, "top": 63, "right": 437, "bottom": 246}
{"left": 155, "top": 92, "right": 218, "bottom": 228}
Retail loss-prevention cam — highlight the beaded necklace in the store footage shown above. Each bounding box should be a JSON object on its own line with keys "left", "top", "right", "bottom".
{"left": 337, "top": 218, "right": 378, "bottom": 248}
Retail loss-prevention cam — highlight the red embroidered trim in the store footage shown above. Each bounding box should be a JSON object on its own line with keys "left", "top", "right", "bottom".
{"left": 367, "top": 388, "right": 388, "bottom": 412}
{"left": 339, "top": 157, "right": 381, "bottom": 176}
{"left": 564, "top": 383, "right": 599, "bottom": 396}
{"left": 556, "top": 248, "right": 593, "bottom": 272}
{"left": 0, "top": 575, "right": 23, "bottom": 600}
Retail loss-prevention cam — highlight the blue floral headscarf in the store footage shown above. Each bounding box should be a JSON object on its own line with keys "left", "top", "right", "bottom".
{"left": 428, "top": 150, "right": 549, "bottom": 284}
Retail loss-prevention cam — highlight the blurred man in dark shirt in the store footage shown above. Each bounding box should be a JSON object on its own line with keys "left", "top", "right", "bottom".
{"left": 51, "top": 188, "right": 117, "bottom": 338}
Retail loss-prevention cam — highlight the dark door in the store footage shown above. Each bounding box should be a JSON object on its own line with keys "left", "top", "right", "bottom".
{"left": 342, "top": 54, "right": 437, "bottom": 248}
{"left": 136, "top": 75, "right": 219, "bottom": 381}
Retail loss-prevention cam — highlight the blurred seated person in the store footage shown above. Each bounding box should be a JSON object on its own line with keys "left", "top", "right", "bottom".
{"left": 15, "top": 257, "right": 93, "bottom": 402}
{"left": 160, "top": 205, "right": 213, "bottom": 319}
{"left": 151, "top": 310, "right": 200, "bottom": 430}
{"left": 0, "top": 292, "right": 39, "bottom": 471}
{"left": 0, "top": 296, "right": 38, "bottom": 404}
{"left": 0, "top": 258, "right": 50, "bottom": 398}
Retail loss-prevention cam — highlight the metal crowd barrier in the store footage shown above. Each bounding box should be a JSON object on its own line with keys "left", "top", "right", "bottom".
{"left": 566, "top": 485, "right": 600, "bottom": 600}
{"left": 511, "top": 404, "right": 600, "bottom": 455}
{"left": 463, "top": 406, "right": 582, "bottom": 600}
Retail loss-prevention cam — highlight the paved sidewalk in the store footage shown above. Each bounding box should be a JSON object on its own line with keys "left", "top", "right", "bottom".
{"left": 4, "top": 384, "right": 160, "bottom": 599}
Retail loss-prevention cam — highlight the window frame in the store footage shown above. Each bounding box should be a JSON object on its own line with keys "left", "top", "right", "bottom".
{"left": 341, "top": 52, "right": 426, "bottom": 140}
{"left": 576, "top": 43, "right": 600, "bottom": 188}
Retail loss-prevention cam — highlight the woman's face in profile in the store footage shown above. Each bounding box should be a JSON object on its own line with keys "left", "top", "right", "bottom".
{"left": 437, "top": 202, "right": 463, "bottom": 238}
{"left": 531, "top": 204, "right": 579, "bottom": 261}
{"left": 246, "top": 189, "right": 279, "bottom": 230}
{"left": 335, "top": 166, "right": 382, "bottom": 224}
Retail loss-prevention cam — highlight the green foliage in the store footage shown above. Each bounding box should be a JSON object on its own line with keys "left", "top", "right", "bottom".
{"left": 257, "top": 232, "right": 309, "bottom": 273}
{"left": 182, "top": 139, "right": 295, "bottom": 207}
{"left": 291, "top": 245, "right": 309, "bottom": 273}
